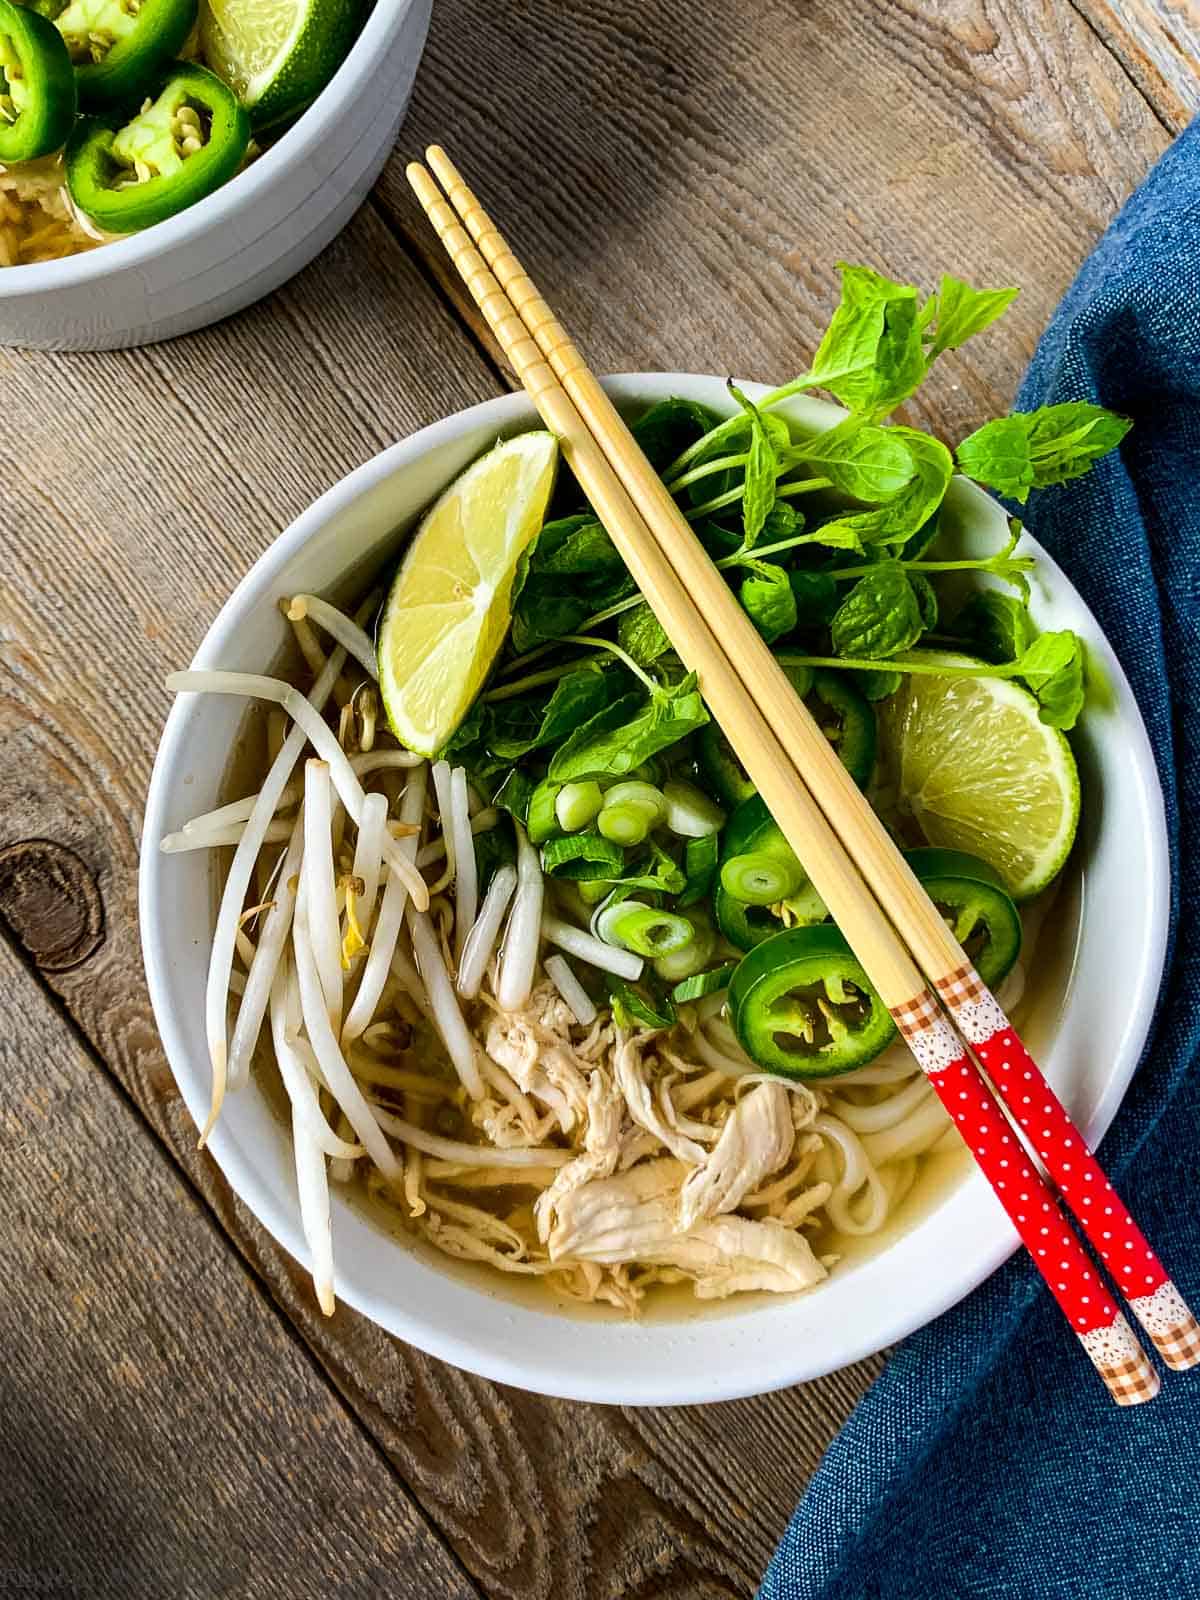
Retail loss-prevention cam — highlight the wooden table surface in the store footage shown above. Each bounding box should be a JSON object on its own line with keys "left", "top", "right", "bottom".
{"left": 2, "top": 4, "right": 1196, "bottom": 1596}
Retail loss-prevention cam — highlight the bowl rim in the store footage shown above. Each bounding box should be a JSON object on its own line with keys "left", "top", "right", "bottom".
{"left": 0, "top": 0, "right": 421, "bottom": 294}
{"left": 140, "top": 374, "right": 1172, "bottom": 1403}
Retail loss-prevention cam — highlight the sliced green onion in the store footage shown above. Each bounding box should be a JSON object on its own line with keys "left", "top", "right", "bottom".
{"left": 526, "top": 778, "right": 562, "bottom": 844}
{"left": 670, "top": 963, "right": 737, "bottom": 1003}
{"left": 662, "top": 780, "right": 726, "bottom": 838}
{"left": 555, "top": 780, "right": 603, "bottom": 832}
{"left": 598, "top": 804, "right": 651, "bottom": 847}
{"left": 652, "top": 922, "right": 717, "bottom": 981}
{"left": 608, "top": 977, "right": 675, "bottom": 1030}
{"left": 577, "top": 876, "right": 612, "bottom": 905}
{"left": 602, "top": 780, "right": 667, "bottom": 826}
{"left": 541, "top": 831, "right": 625, "bottom": 879}
{"left": 720, "top": 849, "right": 806, "bottom": 905}
{"left": 596, "top": 898, "right": 696, "bottom": 956}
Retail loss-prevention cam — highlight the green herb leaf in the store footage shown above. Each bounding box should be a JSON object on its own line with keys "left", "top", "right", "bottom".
{"left": 608, "top": 976, "right": 675, "bottom": 1030}
{"left": 472, "top": 815, "right": 516, "bottom": 890}
{"left": 1012, "top": 630, "right": 1086, "bottom": 728}
{"left": 788, "top": 569, "right": 841, "bottom": 627}
{"left": 793, "top": 418, "right": 916, "bottom": 501}
{"left": 549, "top": 675, "right": 709, "bottom": 782}
{"left": 727, "top": 381, "right": 780, "bottom": 546}
{"left": 830, "top": 561, "right": 926, "bottom": 660}
{"left": 541, "top": 832, "right": 627, "bottom": 879}
{"left": 486, "top": 667, "right": 615, "bottom": 759}
{"left": 632, "top": 397, "right": 724, "bottom": 471}
{"left": 490, "top": 768, "right": 536, "bottom": 826}
{"left": 671, "top": 963, "right": 737, "bottom": 1002}
{"left": 617, "top": 602, "right": 672, "bottom": 667}
{"left": 926, "top": 275, "right": 1019, "bottom": 360}
{"left": 677, "top": 832, "right": 720, "bottom": 908}
{"left": 739, "top": 560, "right": 798, "bottom": 643}
{"left": 532, "top": 515, "right": 624, "bottom": 575}
{"left": 813, "top": 429, "right": 953, "bottom": 548}
{"left": 952, "top": 590, "right": 1036, "bottom": 663}
{"left": 910, "top": 572, "right": 938, "bottom": 630}
{"left": 807, "top": 264, "right": 927, "bottom": 418}
{"left": 956, "top": 403, "right": 1131, "bottom": 503}
{"left": 597, "top": 841, "right": 688, "bottom": 898}
{"left": 851, "top": 667, "right": 903, "bottom": 701}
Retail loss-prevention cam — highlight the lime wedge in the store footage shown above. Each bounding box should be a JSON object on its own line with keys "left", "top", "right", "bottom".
{"left": 378, "top": 432, "right": 559, "bottom": 757}
{"left": 199, "top": 0, "right": 361, "bottom": 130}
{"left": 876, "top": 653, "right": 1080, "bottom": 899}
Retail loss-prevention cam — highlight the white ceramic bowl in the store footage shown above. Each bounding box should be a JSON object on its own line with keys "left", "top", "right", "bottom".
{"left": 140, "top": 375, "right": 1170, "bottom": 1404}
{"left": 0, "top": 0, "right": 430, "bottom": 349}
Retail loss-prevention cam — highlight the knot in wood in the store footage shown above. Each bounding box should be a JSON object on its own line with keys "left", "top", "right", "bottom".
{"left": 0, "top": 840, "right": 105, "bottom": 972}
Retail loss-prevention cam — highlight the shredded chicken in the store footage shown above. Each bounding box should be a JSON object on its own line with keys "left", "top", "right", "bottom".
{"left": 614, "top": 1030, "right": 707, "bottom": 1164}
{"left": 548, "top": 1158, "right": 827, "bottom": 1298}
{"left": 534, "top": 1069, "right": 624, "bottom": 1241}
{"left": 678, "top": 1082, "right": 795, "bottom": 1229}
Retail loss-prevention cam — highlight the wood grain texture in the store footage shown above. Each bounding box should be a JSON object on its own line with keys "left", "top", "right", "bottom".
{"left": 0, "top": 937, "right": 479, "bottom": 1600}
{"left": 382, "top": 0, "right": 1177, "bottom": 445}
{"left": 1072, "top": 0, "right": 1200, "bottom": 131}
{"left": 2, "top": 4, "right": 1191, "bottom": 1595}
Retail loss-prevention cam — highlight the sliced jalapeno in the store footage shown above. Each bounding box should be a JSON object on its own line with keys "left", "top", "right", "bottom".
{"left": 728, "top": 925, "right": 896, "bottom": 1079}
{"left": 66, "top": 62, "right": 249, "bottom": 233}
{"left": 907, "top": 846, "right": 1022, "bottom": 989}
{"left": 0, "top": 0, "right": 76, "bottom": 162}
{"left": 714, "top": 793, "right": 826, "bottom": 950}
{"left": 54, "top": 0, "right": 197, "bottom": 110}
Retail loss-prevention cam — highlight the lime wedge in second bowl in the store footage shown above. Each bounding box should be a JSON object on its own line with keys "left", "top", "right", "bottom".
{"left": 876, "top": 652, "right": 1080, "bottom": 899}
{"left": 378, "top": 432, "right": 559, "bottom": 758}
{"left": 200, "top": 0, "right": 362, "bottom": 130}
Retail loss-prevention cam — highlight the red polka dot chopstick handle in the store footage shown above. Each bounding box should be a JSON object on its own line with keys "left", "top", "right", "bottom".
{"left": 892, "top": 987, "right": 1161, "bottom": 1405}
{"left": 933, "top": 963, "right": 1200, "bottom": 1374}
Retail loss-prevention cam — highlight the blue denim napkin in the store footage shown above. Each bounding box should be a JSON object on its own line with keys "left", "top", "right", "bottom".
{"left": 760, "top": 119, "right": 1200, "bottom": 1600}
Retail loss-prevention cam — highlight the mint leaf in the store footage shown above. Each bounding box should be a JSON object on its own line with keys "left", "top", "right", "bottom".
{"left": 486, "top": 667, "right": 614, "bottom": 759}
{"left": 957, "top": 403, "right": 1131, "bottom": 503}
{"left": 1013, "top": 630, "right": 1085, "bottom": 728}
{"left": 926, "top": 276, "right": 1019, "bottom": 360}
{"left": 830, "top": 561, "right": 926, "bottom": 659}
{"left": 788, "top": 569, "right": 840, "bottom": 626}
{"left": 952, "top": 590, "right": 1036, "bottom": 664}
{"left": 533, "top": 515, "right": 623, "bottom": 574}
{"left": 852, "top": 667, "right": 903, "bottom": 701}
{"left": 739, "top": 560, "right": 797, "bottom": 643}
{"left": 617, "top": 602, "right": 672, "bottom": 667}
{"left": 549, "top": 675, "right": 709, "bottom": 781}
{"left": 727, "top": 381, "right": 780, "bottom": 546}
{"left": 792, "top": 418, "right": 916, "bottom": 501}
{"left": 632, "top": 397, "right": 724, "bottom": 471}
{"left": 814, "top": 428, "right": 952, "bottom": 548}
{"left": 807, "top": 264, "right": 927, "bottom": 418}
{"left": 909, "top": 572, "right": 938, "bottom": 630}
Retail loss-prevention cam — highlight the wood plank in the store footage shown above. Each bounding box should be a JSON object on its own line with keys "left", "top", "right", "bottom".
{"left": 1071, "top": 0, "right": 1200, "bottom": 132}
{"left": 381, "top": 0, "right": 1174, "bottom": 446}
{"left": 0, "top": 198, "right": 879, "bottom": 1599}
{"left": 0, "top": 936, "right": 479, "bottom": 1600}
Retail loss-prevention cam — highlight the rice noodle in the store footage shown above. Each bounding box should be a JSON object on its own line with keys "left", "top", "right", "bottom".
{"left": 292, "top": 902, "right": 401, "bottom": 1179}
{"left": 227, "top": 814, "right": 304, "bottom": 1091}
{"left": 862, "top": 1093, "right": 951, "bottom": 1165}
{"left": 541, "top": 914, "right": 642, "bottom": 982}
{"left": 341, "top": 763, "right": 428, "bottom": 1041}
{"left": 302, "top": 761, "right": 342, "bottom": 1029}
{"left": 368, "top": 1102, "right": 572, "bottom": 1167}
{"left": 408, "top": 907, "right": 485, "bottom": 1100}
{"left": 498, "top": 823, "right": 545, "bottom": 1009}
{"left": 288, "top": 595, "right": 379, "bottom": 680}
{"left": 457, "top": 864, "right": 518, "bottom": 1000}
{"left": 827, "top": 1073, "right": 932, "bottom": 1134}
{"left": 165, "top": 671, "right": 428, "bottom": 911}
{"left": 544, "top": 954, "right": 598, "bottom": 1026}
{"left": 450, "top": 767, "right": 477, "bottom": 967}
{"left": 814, "top": 1113, "right": 889, "bottom": 1235}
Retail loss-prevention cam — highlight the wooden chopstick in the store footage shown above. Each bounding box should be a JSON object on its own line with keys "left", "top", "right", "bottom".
{"left": 424, "top": 139, "right": 1200, "bottom": 1385}
{"left": 408, "top": 154, "right": 1178, "bottom": 1404}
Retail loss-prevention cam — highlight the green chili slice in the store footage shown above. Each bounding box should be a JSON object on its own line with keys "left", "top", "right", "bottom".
{"left": 0, "top": 0, "right": 76, "bottom": 162}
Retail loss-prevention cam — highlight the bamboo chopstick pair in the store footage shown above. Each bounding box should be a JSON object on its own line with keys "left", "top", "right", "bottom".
{"left": 407, "top": 146, "right": 1200, "bottom": 1405}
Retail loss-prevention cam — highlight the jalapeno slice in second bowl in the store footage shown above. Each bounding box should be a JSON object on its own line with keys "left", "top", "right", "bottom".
{"left": 728, "top": 925, "right": 896, "bottom": 1079}
{"left": 67, "top": 62, "right": 250, "bottom": 233}
{"left": 55, "top": 0, "right": 198, "bottom": 110}
{"left": 0, "top": 0, "right": 77, "bottom": 162}
{"left": 907, "top": 846, "right": 1023, "bottom": 990}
